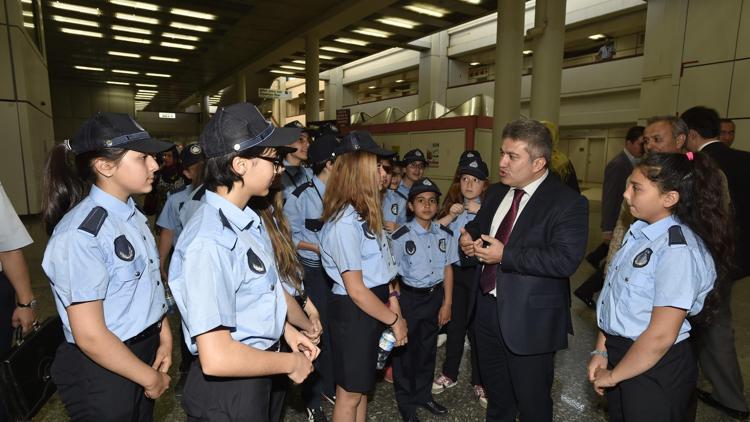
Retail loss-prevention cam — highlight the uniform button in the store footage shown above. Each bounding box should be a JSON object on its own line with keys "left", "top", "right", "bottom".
{"left": 270, "top": 284, "right": 275, "bottom": 291}
{"left": 624, "top": 277, "right": 629, "bottom": 282}
{"left": 156, "top": 281, "right": 160, "bottom": 286}
{"left": 143, "top": 236, "right": 147, "bottom": 241}
{"left": 162, "top": 304, "right": 166, "bottom": 308}
{"left": 135, "top": 271, "right": 141, "bottom": 277}
{"left": 149, "top": 259, "right": 154, "bottom": 264}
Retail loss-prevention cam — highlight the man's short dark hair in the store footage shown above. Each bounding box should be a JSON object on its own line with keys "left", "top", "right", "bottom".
{"left": 626, "top": 126, "right": 644, "bottom": 142}
{"left": 502, "top": 119, "right": 552, "bottom": 166}
{"left": 646, "top": 115, "right": 689, "bottom": 140}
{"left": 680, "top": 106, "right": 720, "bottom": 139}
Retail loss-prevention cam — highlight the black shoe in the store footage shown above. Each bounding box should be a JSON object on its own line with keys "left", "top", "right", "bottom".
{"left": 696, "top": 388, "right": 749, "bottom": 420}
{"left": 574, "top": 290, "right": 595, "bottom": 309}
{"left": 420, "top": 400, "right": 448, "bottom": 415}
{"left": 306, "top": 407, "right": 328, "bottom": 422}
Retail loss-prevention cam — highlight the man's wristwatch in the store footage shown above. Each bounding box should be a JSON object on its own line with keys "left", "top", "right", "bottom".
{"left": 17, "top": 298, "right": 38, "bottom": 311}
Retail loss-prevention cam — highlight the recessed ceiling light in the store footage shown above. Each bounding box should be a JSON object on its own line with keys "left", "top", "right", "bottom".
{"left": 74, "top": 65, "right": 104, "bottom": 71}
{"left": 111, "top": 24, "right": 151, "bottom": 35}
{"left": 51, "top": 2, "right": 100, "bottom": 15}
{"left": 280, "top": 65, "right": 304, "bottom": 70}
{"left": 136, "top": 83, "right": 157, "bottom": 87}
{"left": 150, "top": 56, "right": 180, "bottom": 62}
{"left": 169, "top": 22, "right": 211, "bottom": 32}
{"left": 109, "top": 0, "right": 159, "bottom": 11}
{"left": 160, "top": 41, "right": 196, "bottom": 50}
{"left": 106, "top": 81, "right": 130, "bottom": 85}
{"left": 138, "top": 89, "right": 158, "bottom": 93}
{"left": 108, "top": 50, "right": 141, "bottom": 58}
{"left": 523, "top": 49, "right": 533, "bottom": 55}
{"left": 270, "top": 70, "right": 294, "bottom": 75}
{"left": 115, "top": 13, "right": 159, "bottom": 25}
{"left": 21, "top": 0, "right": 31, "bottom": 3}
{"left": 369, "top": 85, "right": 377, "bottom": 89}
{"left": 114, "top": 35, "right": 151, "bottom": 44}
{"left": 376, "top": 17, "right": 419, "bottom": 29}
{"left": 24, "top": 22, "right": 34, "bottom": 28}
{"left": 52, "top": 15, "right": 99, "bottom": 27}
{"left": 470, "top": 61, "right": 480, "bottom": 66}
{"left": 353, "top": 27, "right": 392, "bottom": 38}
{"left": 292, "top": 59, "right": 305, "bottom": 64}
{"left": 321, "top": 46, "right": 350, "bottom": 53}
{"left": 334, "top": 37, "right": 369, "bottom": 46}
{"left": 395, "top": 79, "right": 404, "bottom": 83}
{"left": 162, "top": 32, "right": 199, "bottom": 41}
{"left": 112, "top": 69, "right": 139, "bottom": 74}
{"left": 459, "top": 0, "right": 481, "bottom": 3}
{"left": 404, "top": 3, "right": 449, "bottom": 18}
{"left": 588, "top": 33, "right": 606, "bottom": 40}
{"left": 170, "top": 8, "right": 216, "bottom": 20}
{"left": 146, "top": 72, "right": 171, "bottom": 78}
{"left": 135, "top": 95, "right": 155, "bottom": 99}
{"left": 61, "top": 28, "right": 103, "bottom": 38}
{"left": 319, "top": 55, "right": 335, "bottom": 60}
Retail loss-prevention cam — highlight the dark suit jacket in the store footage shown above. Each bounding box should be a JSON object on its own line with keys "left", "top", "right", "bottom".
{"left": 464, "top": 174, "right": 589, "bottom": 355}
{"left": 601, "top": 151, "right": 633, "bottom": 232}
{"left": 702, "top": 142, "right": 750, "bottom": 277}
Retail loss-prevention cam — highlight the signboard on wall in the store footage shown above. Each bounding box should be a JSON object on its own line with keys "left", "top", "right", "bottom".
{"left": 427, "top": 142, "right": 440, "bottom": 167}
{"left": 158, "top": 112, "right": 176, "bottom": 119}
{"left": 258, "top": 88, "right": 292, "bottom": 99}
{"left": 336, "top": 109, "right": 351, "bottom": 127}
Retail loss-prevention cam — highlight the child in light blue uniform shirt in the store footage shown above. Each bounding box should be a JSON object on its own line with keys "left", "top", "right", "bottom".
{"left": 589, "top": 152, "right": 733, "bottom": 421}
{"left": 168, "top": 103, "right": 318, "bottom": 422}
{"left": 41, "top": 112, "right": 174, "bottom": 420}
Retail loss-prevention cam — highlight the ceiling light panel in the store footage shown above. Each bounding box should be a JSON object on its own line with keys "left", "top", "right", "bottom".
{"left": 61, "top": 27, "right": 103, "bottom": 37}
{"left": 114, "top": 35, "right": 151, "bottom": 44}
{"left": 106, "top": 81, "right": 129, "bottom": 85}
{"left": 150, "top": 56, "right": 180, "bottom": 62}
{"left": 588, "top": 33, "right": 606, "bottom": 40}
{"left": 280, "top": 65, "right": 304, "bottom": 70}
{"left": 138, "top": 89, "right": 158, "bottom": 93}
{"left": 376, "top": 17, "right": 419, "bottom": 29}
{"left": 353, "top": 28, "right": 392, "bottom": 38}
{"left": 75, "top": 65, "right": 104, "bottom": 71}
{"left": 51, "top": 2, "right": 101, "bottom": 15}
{"left": 52, "top": 15, "right": 99, "bottom": 27}
{"left": 146, "top": 73, "right": 171, "bottom": 78}
{"left": 162, "top": 32, "right": 200, "bottom": 41}
{"left": 115, "top": 13, "right": 159, "bottom": 25}
{"left": 169, "top": 22, "right": 211, "bottom": 32}
{"left": 270, "top": 70, "right": 293, "bottom": 75}
{"left": 160, "top": 41, "right": 196, "bottom": 50}
{"left": 459, "top": 0, "right": 481, "bottom": 3}
{"left": 523, "top": 49, "right": 533, "bottom": 55}
{"left": 112, "top": 69, "right": 139, "bottom": 74}
{"left": 108, "top": 50, "right": 141, "bottom": 58}
{"left": 321, "top": 46, "right": 350, "bottom": 53}
{"left": 292, "top": 60, "right": 305, "bottom": 64}
{"left": 109, "top": 0, "right": 159, "bottom": 11}
{"left": 319, "top": 55, "right": 335, "bottom": 60}
{"left": 136, "top": 83, "right": 157, "bottom": 87}
{"left": 170, "top": 8, "right": 216, "bottom": 21}
{"left": 334, "top": 37, "right": 369, "bottom": 46}
{"left": 403, "top": 3, "right": 449, "bottom": 18}
{"left": 111, "top": 24, "right": 151, "bottom": 34}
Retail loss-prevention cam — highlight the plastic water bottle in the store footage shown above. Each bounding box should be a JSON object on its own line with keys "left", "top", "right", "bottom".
{"left": 376, "top": 328, "right": 396, "bottom": 370}
{"left": 164, "top": 285, "right": 177, "bottom": 315}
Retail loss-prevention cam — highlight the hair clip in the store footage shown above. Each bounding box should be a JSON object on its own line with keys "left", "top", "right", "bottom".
{"left": 63, "top": 139, "right": 73, "bottom": 151}
{"left": 686, "top": 151, "right": 694, "bottom": 161}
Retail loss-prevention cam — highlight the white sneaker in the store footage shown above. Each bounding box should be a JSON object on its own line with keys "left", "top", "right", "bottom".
{"left": 432, "top": 373, "right": 457, "bottom": 394}
{"left": 437, "top": 333, "right": 448, "bottom": 347}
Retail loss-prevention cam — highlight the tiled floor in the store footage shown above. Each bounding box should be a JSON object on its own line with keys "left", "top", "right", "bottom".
{"left": 21, "top": 186, "right": 750, "bottom": 421}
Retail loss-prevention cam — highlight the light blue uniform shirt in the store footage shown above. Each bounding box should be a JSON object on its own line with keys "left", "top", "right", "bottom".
{"left": 284, "top": 176, "right": 326, "bottom": 267}
{"left": 447, "top": 200, "right": 481, "bottom": 235}
{"left": 178, "top": 185, "right": 206, "bottom": 236}
{"left": 156, "top": 184, "right": 195, "bottom": 245}
{"left": 281, "top": 162, "right": 313, "bottom": 200}
{"left": 42, "top": 185, "right": 166, "bottom": 343}
{"left": 390, "top": 221, "right": 459, "bottom": 288}
{"left": 320, "top": 205, "right": 397, "bottom": 295}
{"left": 382, "top": 189, "right": 408, "bottom": 225}
{"left": 169, "top": 191, "right": 287, "bottom": 353}
{"left": 597, "top": 215, "right": 716, "bottom": 343}
{"left": 397, "top": 180, "right": 411, "bottom": 200}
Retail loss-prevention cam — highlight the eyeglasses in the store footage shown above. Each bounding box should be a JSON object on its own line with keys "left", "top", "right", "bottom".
{"left": 407, "top": 162, "right": 425, "bottom": 170}
{"left": 256, "top": 156, "right": 284, "bottom": 172}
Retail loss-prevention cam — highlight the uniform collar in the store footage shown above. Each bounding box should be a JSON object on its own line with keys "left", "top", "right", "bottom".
{"left": 204, "top": 190, "right": 257, "bottom": 231}
{"left": 89, "top": 185, "right": 136, "bottom": 221}
{"left": 313, "top": 175, "right": 326, "bottom": 194}
{"left": 408, "top": 220, "right": 438, "bottom": 235}
{"left": 629, "top": 215, "right": 676, "bottom": 241}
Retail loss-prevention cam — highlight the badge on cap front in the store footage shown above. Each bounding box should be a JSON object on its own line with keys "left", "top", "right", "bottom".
{"left": 470, "top": 161, "right": 478, "bottom": 168}
{"left": 247, "top": 248, "right": 266, "bottom": 274}
{"left": 190, "top": 144, "right": 202, "bottom": 155}
{"left": 466, "top": 153, "right": 474, "bottom": 158}
{"left": 415, "top": 151, "right": 422, "bottom": 156}
{"left": 423, "top": 180, "right": 432, "bottom": 186}
{"left": 114, "top": 235, "right": 135, "bottom": 261}
{"left": 633, "top": 248, "right": 652, "bottom": 268}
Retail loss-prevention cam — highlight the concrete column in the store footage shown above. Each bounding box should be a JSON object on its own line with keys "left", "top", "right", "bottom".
{"left": 491, "top": 0, "right": 526, "bottom": 181}
{"left": 324, "top": 67, "right": 344, "bottom": 120}
{"left": 418, "top": 32, "right": 449, "bottom": 105}
{"left": 305, "top": 34, "right": 320, "bottom": 125}
{"left": 236, "top": 72, "right": 247, "bottom": 103}
{"left": 529, "top": 0, "right": 567, "bottom": 124}
{"left": 200, "top": 94, "right": 210, "bottom": 128}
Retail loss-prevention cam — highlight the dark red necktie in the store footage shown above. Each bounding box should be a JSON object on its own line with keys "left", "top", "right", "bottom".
{"left": 479, "top": 188, "right": 525, "bottom": 294}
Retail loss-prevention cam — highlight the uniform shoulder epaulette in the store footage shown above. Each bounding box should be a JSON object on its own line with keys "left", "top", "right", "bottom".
{"left": 191, "top": 185, "right": 207, "bottom": 201}
{"left": 217, "top": 209, "right": 238, "bottom": 250}
{"left": 293, "top": 181, "right": 313, "bottom": 198}
{"left": 77, "top": 206, "right": 108, "bottom": 236}
{"left": 218, "top": 209, "right": 235, "bottom": 233}
{"left": 392, "top": 225, "right": 410, "bottom": 240}
{"left": 134, "top": 202, "right": 146, "bottom": 216}
{"left": 169, "top": 184, "right": 188, "bottom": 195}
{"left": 393, "top": 190, "right": 408, "bottom": 201}
{"left": 439, "top": 225, "right": 454, "bottom": 236}
{"left": 668, "top": 225, "right": 687, "bottom": 246}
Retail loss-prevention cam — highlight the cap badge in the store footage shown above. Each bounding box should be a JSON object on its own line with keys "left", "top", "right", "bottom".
{"left": 423, "top": 180, "right": 432, "bottom": 186}
{"left": 466, "top": 153, "right": 475, "bottom": 158}
{"left": 190, "top": 144, "right": 202, "bottom": 155}
{"left": 233, "top": 144, "right": 241, "bottom": 151}
{"left": 470, "top": 161, "right": 478, "bottom": 168}
{"left": 415, "top": 151, "right": 422, "bottom": 156}
{"left": 104, "top": 139, "right": 113, "bottom": 147}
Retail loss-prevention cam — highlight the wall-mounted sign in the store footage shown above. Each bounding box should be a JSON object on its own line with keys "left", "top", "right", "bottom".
{"left": 336, "top": 109, "right": 351, "bottom": 127}
{"left": 158, "top": 112, "right": 176, "bottom": 119}
{"left": 258, "top": 88, "right": 292, "bottom": 100}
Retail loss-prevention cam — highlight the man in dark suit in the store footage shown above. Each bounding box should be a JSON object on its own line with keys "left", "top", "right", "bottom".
{"left": 683, "top": 106, "right": 750, "bottom": 420}
{"left": 459, "top": 119, "right": 589, "bottom": 422}
{"left": 575, "top": 126, "right": 644, "bottom": 307}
